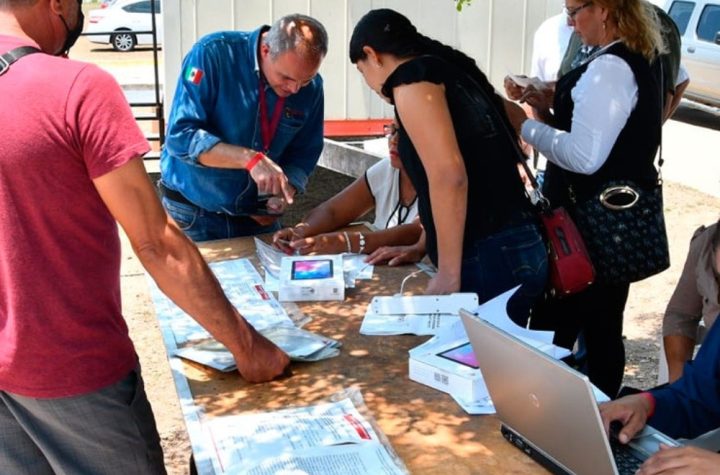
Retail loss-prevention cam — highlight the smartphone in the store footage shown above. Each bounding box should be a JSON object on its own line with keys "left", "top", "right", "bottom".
{"left": 290, "top": 259, "right": 334, "bottom": 280}
{"left": 436, "top": 342, "right": 479, "bottom": 369}
{"left": 251, "top": 196, "right": 284, "bottom": 216}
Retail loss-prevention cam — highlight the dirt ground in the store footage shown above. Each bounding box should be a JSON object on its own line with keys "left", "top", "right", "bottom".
{"left": 119, "top": 169, "right": 720, "bottom": 475}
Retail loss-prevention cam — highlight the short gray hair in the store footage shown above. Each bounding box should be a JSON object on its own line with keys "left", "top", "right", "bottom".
{"left": 264, "top": 14, "right": 328, "bottom": 62}
{"left": 0, "top": 0, "right": 38, "bottom": 8}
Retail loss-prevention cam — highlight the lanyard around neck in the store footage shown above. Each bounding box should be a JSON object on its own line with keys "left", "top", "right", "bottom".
{"left": 257, "top": 75, "right": 286, "bottom": 154}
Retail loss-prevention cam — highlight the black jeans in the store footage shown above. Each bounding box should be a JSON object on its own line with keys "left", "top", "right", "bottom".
{"left": 531, "top": 281, "right": 631, "bottom": 398}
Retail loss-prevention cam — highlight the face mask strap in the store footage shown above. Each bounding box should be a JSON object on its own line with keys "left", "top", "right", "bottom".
{"left": 56, "top": 0, "right": 84, "bottom": 56}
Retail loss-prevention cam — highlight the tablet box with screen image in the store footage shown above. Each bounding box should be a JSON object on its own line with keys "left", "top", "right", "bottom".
{"left": 408, "top": 338, "right": 488, "bottom": 403}
{"left": 279, "top": 255, "right": 345, "bottom": 302}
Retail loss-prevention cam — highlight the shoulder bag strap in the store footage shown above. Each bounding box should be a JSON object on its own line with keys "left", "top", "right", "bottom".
{"left": 0, "top": 46, "right": 42, "bottom": 77}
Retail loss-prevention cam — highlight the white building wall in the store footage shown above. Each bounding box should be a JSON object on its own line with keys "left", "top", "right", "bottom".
{"left": 163, "top": 0, "right": 562, "bottom": 120}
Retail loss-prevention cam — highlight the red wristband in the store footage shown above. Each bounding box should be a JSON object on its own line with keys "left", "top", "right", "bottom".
{"left": 246, "top": 152, "right": 264, "bottom": 172}
{"left": 639, "top": 392, "right": 656, "bottom": 418}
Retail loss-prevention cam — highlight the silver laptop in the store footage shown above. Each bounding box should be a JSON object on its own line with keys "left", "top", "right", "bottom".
{"left": 459, "top": 309, "right": 679, "bottom": 475}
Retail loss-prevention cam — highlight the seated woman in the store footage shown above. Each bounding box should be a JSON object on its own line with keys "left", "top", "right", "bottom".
{"left": 272, "top": 121, "right": 423, "bottom": 260}
{"left": 663, "top": 220, "right": 720, "bottom": 383}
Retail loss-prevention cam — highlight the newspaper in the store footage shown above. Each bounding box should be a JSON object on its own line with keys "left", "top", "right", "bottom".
{"left": 174, "top": 325, "right": 341, "bottom": 372}
{"left": 147, "top": 258, "right": 295, "bottom": 347}
{"left": 201, "top": 392, "right": 409, "bottom": 475}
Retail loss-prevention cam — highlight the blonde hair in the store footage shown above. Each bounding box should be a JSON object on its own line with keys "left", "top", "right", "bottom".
{"left": 596, "top": 0, "right": 665, "bottom": 61}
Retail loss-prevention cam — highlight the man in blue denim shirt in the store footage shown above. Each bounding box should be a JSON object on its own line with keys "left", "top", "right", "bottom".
{"left": 160, "top": 14, "right": 327, "bottom": 241}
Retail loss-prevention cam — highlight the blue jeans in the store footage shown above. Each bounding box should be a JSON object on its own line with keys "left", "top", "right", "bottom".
{"left": 460, "top": 222, "right": 548, "bottom": 327}
{"left": 162, "top": 196, "right": 281, "bottom": 242}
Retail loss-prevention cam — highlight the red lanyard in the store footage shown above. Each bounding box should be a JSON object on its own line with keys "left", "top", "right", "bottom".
{"left": 258, "top": 76, "right": 286, "bottom": 154}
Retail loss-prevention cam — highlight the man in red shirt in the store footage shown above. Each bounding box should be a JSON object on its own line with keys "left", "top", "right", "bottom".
{"left": 0, "top": 1, "right": 289, "bottom": 473}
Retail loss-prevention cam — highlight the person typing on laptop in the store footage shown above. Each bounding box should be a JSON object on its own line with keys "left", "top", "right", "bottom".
{"left": 600, "top": 317, "right": 720, "bottom": 474}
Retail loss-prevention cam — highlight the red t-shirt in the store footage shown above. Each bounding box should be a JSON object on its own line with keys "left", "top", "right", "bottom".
{"left": 0, "top": 35, "right": 150, "bottom": 398}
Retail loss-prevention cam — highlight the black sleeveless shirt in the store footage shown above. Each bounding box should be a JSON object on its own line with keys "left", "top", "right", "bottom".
{"left": 381, "top": 56, "right": 533, "bottom": 266}
{"left": 543, "top": 42, "right": 662, "bottom": 207}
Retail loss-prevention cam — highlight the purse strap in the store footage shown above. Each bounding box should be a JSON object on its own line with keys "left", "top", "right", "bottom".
{"left": 0, "top": 46, "right": 42, "bottom": 76}
{"left": 455, "top": 67, "right": 551, "bottom": 211}
{"left": 657, "top": 58, "right": 664, "bottom": 184}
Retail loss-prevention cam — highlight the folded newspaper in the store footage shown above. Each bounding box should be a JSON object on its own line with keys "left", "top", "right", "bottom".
{"left": 173, "top": 325, "right": 341, "bottom": 372}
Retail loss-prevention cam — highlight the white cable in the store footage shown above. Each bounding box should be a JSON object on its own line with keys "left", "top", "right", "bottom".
{"left": 399, "top": 269, "right": 424, "bottom": 295}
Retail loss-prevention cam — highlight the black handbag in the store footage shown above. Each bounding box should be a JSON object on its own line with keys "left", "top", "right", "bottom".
{"left": 570, "top": 180, "right": 669, "bottom": 284}
{"left": 564, "top": 56, "right": 671, "bottom": 285}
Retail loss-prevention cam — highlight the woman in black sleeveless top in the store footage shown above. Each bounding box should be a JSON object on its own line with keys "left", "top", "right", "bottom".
{"left": 512, "top": 0, "right": 665, "bottom": 397}
{"left": 349, "top": 9, "right": 548, "bottom": 325}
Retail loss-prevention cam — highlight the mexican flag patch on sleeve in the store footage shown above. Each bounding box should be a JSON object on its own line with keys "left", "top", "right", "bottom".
{"left": 185, "top": 66, "right": 204, "bottom": 85}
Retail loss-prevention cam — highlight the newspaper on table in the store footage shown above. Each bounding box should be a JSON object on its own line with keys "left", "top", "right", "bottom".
{"left": 360, "top": 293, "right": 478, "bottom": 336}
{"left": 409, "top": 287, "right": 573, "bottom": 414}
{"left": 201, "top": 389, "right": 409, "bottom": 475}
{"left": 147, "top": 258, "right": 340, "bottom": 370}
{"left": 174, "top": 325, "right": 341, "bottom": 372}
{"left": 254, "top": 237, "right": 374, "bottom": 291}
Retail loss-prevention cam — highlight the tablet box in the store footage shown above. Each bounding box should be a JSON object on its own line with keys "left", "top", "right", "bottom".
{"left": 278, "top": 255, "right": 345, "bottom": 302}
{"left": 408, "top": 338, "right": 489, "bottom": 403}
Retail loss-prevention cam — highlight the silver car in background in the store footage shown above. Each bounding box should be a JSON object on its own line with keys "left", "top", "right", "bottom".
{"left": 661, "top": 0, "right": 720, "bottom": 107}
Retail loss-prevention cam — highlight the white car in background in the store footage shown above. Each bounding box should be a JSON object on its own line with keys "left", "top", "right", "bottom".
{"left": 86, "top": 0, "right": 163, "bottom": 52}
{"left": 660, "top": 0, "right": 720, "bottom": 107}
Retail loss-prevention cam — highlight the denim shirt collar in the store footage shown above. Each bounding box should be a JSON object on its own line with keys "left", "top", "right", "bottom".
{"left": 248, "top": 25, "right": 271, "bottom": 80}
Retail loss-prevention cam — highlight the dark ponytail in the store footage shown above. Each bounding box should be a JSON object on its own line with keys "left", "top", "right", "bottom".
{"left": 350, "top": 9, "right": 513, "bottom": 136}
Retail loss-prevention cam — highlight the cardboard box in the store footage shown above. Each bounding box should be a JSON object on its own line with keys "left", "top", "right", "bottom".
{"left": 408, "top": 338, "right": 489, "bottom": 403}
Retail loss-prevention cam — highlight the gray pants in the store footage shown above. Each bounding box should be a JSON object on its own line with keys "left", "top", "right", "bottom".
{"left": 0, "top": 367, "right": 166, "bottom": 475}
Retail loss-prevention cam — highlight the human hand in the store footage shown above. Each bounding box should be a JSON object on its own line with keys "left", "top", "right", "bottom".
{"left": 291, "top": 231, "right": 348, "bottom": 255}
{"left": 518, "top": 79, "right": 554, "bottom": 112}
{"left": 248, "top": 154, "right": 295, "bottom": 204}
{"left": 636, "top": 445, "right": 720, "bottom": 474}
{"left": 425, "top": 271, "right": 460, "bottom": 295}
{"left": 504, "top": 74, "right": 527, "bottom": 101}
{"left": 233, "top": 324, "right": 290, "bottom": 383}
{"left": 365, "top": 244, "right": 425, "bottom": 266}
{"left": 272, "top": 227, "right": 297, "bottom": 254}
{"left": 599, "top": 393, "right": 653, "bottom": 444}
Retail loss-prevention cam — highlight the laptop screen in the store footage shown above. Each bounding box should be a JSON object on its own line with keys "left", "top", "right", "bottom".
{"left": 459, "top": 309, "right": 621, "bottom": 475}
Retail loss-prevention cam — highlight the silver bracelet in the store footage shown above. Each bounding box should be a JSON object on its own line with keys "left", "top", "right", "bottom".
{"left": 342, "top": 231, "right": 352, "bottom": 253}
{"left": 357, "top": 232, "right": 366, "bottom": 254}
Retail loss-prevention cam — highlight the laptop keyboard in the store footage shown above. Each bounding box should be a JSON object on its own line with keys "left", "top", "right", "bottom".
{"left": 610, "top": 439, "right": 643, "bottom": 475}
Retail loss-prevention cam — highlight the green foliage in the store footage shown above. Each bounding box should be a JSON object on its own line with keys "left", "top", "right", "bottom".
{"left": 455, "top": 0, "right": 472, "bottom": 11}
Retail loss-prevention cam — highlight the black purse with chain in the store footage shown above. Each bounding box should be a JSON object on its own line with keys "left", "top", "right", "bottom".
{"left": 570, "top": 179, "right": 669, "bottom": 284}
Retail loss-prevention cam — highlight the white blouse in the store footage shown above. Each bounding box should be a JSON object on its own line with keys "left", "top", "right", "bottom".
{"left": 521, "top": 49, "right": 639, "bottom": 175}
{"left": 364, "top": 159, "right": 418, "bottom": 230}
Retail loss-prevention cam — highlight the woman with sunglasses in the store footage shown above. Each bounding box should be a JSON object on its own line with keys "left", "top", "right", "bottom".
{"left": 348, "top": 9, "right": 548, "bottom": 325}
{"left": 510, "top": 0, "right": 666, "bottom": 397}
{"left": 272, "top": 120, "right": 424, "bottom": 265}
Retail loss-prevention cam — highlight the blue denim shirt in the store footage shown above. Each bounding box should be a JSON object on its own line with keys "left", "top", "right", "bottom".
{"left": 649, "top": 315, "right": 720, "bottom": 439}
{"left": 161, "top": 28, "right": 324, "bottom": 215}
